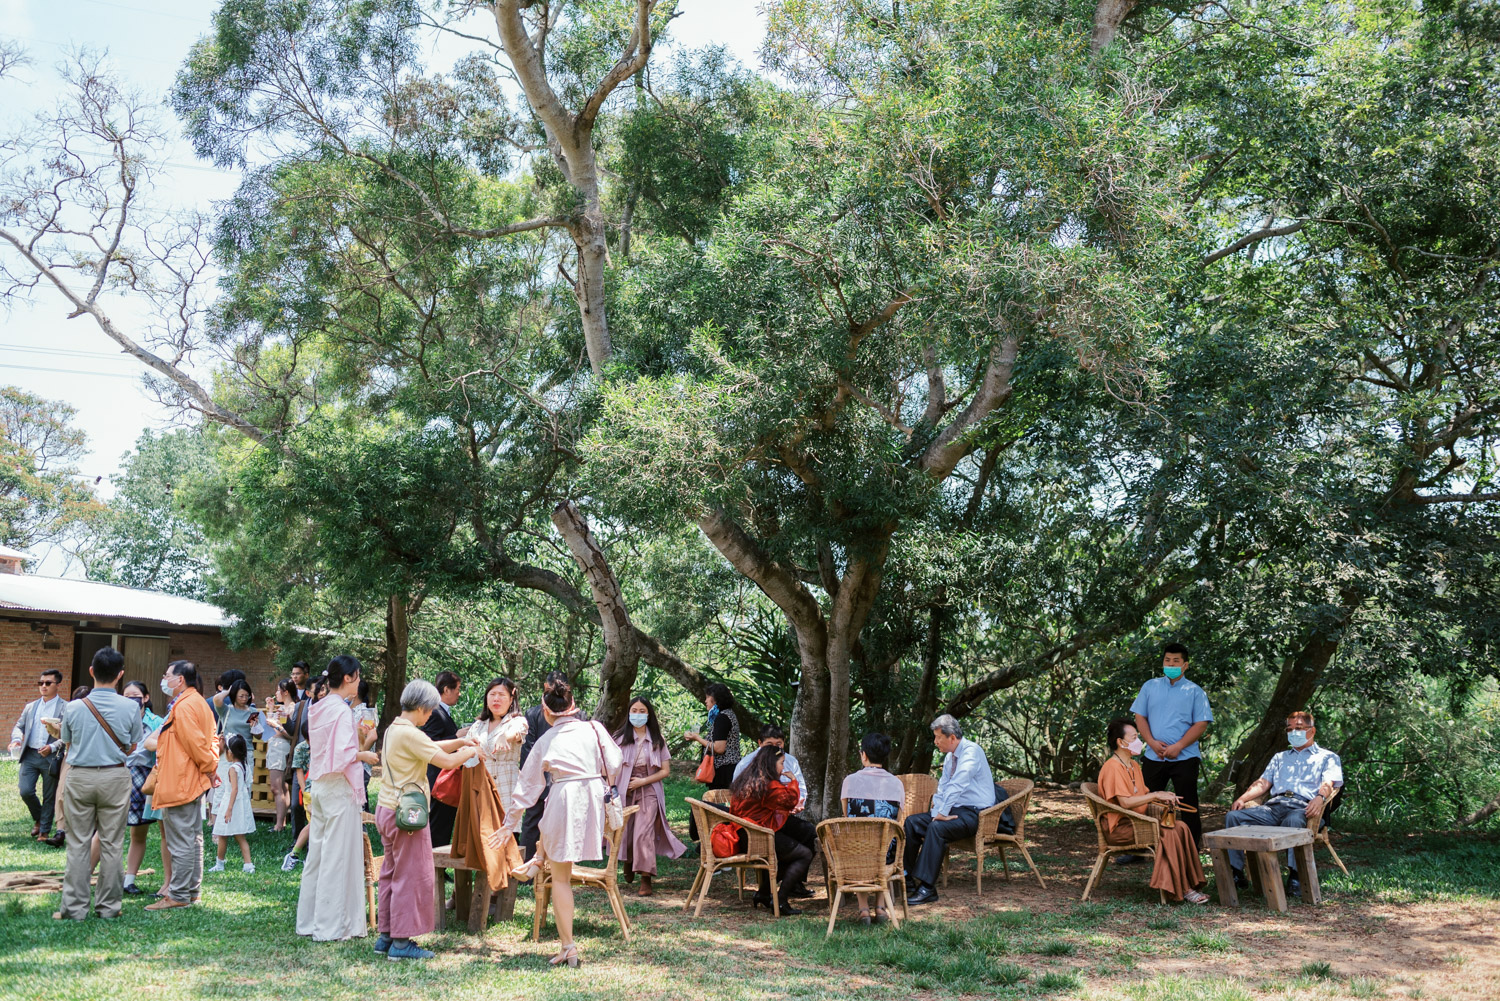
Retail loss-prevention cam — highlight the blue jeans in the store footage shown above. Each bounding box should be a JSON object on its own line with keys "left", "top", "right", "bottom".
{"left": 18, "top": 746, "right": 59, "bottom": 833}
{"left": 1223, "top": 797, "right": 1309, "bottom": 873}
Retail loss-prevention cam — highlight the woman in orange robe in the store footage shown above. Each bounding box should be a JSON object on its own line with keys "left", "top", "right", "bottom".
{"left": 1098, "top": 718, "right": 1208, "bottom": 904}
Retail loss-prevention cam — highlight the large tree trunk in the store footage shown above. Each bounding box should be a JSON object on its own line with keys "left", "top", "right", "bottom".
{"left": 379, "top": 593, "right": 410, "bottom": 730}
{"left": 1091, "top": 0, "right": 1141, "bottom": 53}
{"left": 788, "top": 634, "right": 831, "bottom": 816}
{"left": 551, "top": 501, "right": 639, "bottom": 729}
{"left": 895, "top": 602, "right": 945, "bottom": 775}
{"left": 1206, "top": 593, "right": 1361, "bottom": 800}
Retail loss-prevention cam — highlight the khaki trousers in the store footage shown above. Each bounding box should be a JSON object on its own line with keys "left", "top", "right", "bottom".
{"left": 162, "top": 797, "right": 205, "bottom": 903}
{"left": 60, "top": 765, "right": 130, "bottom": 919}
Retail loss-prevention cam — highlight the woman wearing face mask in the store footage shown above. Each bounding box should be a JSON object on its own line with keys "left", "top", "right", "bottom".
{"left": 611, "top": 696, "right": 685, "bottom": 896}
{"left": 1097, "top": 719, "right": 1208, "bottom": 904}
{"left": 121, "top": 681, "right": 171, "bottom": 896}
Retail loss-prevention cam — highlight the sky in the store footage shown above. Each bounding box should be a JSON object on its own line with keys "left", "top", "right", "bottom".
{"left": 0, "top": 0, "right": 768, "bottom": 575}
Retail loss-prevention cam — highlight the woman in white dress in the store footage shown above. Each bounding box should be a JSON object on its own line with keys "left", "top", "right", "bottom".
{"left": 466, "top": 677, "right": 528, "bottom": 814}
{"left": 492, "top": 679, "right": 621, "bottom": 969}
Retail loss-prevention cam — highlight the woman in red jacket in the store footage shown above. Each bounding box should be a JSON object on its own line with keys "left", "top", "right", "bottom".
{"left": 725, "top": 746, "right": 811, "bottom": 916}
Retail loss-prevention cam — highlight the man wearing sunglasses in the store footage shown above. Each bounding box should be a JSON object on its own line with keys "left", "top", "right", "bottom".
{"left": 9, "top": 669, "right": 67, "bottom": 842}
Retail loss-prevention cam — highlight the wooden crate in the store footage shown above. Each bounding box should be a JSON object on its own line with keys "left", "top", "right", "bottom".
{"left": 251, "top": 737, "right": 277, "bottom": 818}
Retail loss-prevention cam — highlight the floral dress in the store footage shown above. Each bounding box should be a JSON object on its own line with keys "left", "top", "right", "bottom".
{"left": 470, "top": 714, "right": 529, "bottom": 816}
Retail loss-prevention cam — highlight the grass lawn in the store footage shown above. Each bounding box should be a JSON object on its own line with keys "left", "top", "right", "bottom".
{"left": 2, "top": 762, "right": 1498, "bottom": 1001}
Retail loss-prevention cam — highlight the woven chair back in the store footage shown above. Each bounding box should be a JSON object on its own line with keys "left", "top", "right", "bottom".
{"left": 818, "top": 818, "right": 900, "bottom": 887}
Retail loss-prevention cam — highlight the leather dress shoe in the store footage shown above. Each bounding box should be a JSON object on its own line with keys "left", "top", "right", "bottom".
{"left": 1286, "top": 876, "right": 1302, "bottom": 899}
{"left": 1230, "top": 867, "right": 1250, "bottom": 890}
{"left": 123, "top": 884, "right": 145, "bottom": 896}
{"left": 786, "top": 885, "right": 815, "bottom": 899}
{"left": 144, "top": 898, "right": 192, "bottom": 911}
{"left": 906, "top": 884, "right": 939, "bottom": 906}
{"left": 41, "top": 831, "right": 66, "bottom": 848}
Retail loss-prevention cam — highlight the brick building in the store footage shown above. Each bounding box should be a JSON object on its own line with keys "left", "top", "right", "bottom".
{"left": 0, "top": 550, "right": 277, "bottom": 728}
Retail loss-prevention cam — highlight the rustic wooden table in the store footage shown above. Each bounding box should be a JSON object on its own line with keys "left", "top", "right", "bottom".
{"left": 432, "top": 847, "right": 516, "bottom": 933}
{"left": 1203, "top": 825, "right": 1319, "bottom": 913}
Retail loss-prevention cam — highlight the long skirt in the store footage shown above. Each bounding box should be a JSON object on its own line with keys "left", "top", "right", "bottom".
{"left": 376, "top": 804, "right": 434, "bottom": 939}
{"left": 296, "top": 776, "right": 367, "bottom": 941}
{"left": 620, "top": 784, "right": 686, "bottom": 877}
{"left": 1107, "top": 821, "right": 1205, "bottom": 901}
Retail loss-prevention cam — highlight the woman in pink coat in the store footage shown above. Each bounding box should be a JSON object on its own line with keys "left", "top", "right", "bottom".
{"left": 611, "top": 695, "right": 685, "bottom": 896}
{"left": 492, "top": 679, "right": 621, "bottom": 969}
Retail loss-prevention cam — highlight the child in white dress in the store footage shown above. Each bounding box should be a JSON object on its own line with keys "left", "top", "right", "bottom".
{"left": 210, "top": 734, "right": 256, "bottom": 873}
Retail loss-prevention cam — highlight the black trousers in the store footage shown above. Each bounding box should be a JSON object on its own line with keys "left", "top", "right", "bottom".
{"left": 903, "top": 807, "right": 979, "bottom": 890}
{"left": 429, "top": 800, "right": 458, "bottom": 852}
{"left": 520, "top": 788, "right": 548, "bottom": 862}
{"left": 741, "top": 829, "right": 815, "bottom": 904}
{"left": 779, "top": 814, "right": 817, "bottom": 890}
{"left": 1140, "top": 756, "right": 1203, "bottom": 849}
{"left": 688, "top": 761, "right": 736, "bottom": 842}
{"left": 18, "top": 747, "right": 60, "bottom": 833}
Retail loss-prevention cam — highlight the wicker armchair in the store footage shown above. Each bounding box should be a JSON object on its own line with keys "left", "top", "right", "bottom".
{"left": 532, "top": 804, "right": 640, "bottom": 942}
{"left": 684, "top": 798, "right": 781, "bottom": 917}
{"left": 704, "top": 787, "right": 733, "bottom": 806}
{"left": 817, "top": 818, "right": 906, "bottom": 938}
{"left": 1080, "top": 781, "right": 1165, "bottom": 904}
{"left": 940, "top": 779, "right": 1046, "bottom": 892}
{"left": 1240, "top": 787, "right": 1349, "bottom": 875}
{"left": 896, "top": 773, "right": 938, "bottom": 825}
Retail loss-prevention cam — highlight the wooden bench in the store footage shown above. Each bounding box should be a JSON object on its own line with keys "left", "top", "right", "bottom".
{"left": 1203, "top": 825, "right": 1320, "bottom": 913}
{"left": 431, "top": 846, "right": 517, "bottom": 934}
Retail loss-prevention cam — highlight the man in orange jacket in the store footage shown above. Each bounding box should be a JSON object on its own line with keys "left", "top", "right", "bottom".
{"left": 144, "top": 661, "right": 219, "bottom": 911}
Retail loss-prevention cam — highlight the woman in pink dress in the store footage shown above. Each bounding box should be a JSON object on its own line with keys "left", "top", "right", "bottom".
{"left": 492, "top": 678, "right": 622, "bottom": 969}
{"left": 611, "top": 696, "right": 685, "bottom": 896}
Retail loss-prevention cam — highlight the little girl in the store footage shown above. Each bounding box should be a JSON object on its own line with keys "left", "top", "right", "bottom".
{"left": 210, "top": 733, "right": 256, "bottom": 873}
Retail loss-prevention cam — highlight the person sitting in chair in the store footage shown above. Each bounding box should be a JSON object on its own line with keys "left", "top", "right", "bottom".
{"left": 1224, "top": 710, "right": 1343, "bottom": 898}
{"left": 904, "top": 714, "right": 995, "bottom": 906}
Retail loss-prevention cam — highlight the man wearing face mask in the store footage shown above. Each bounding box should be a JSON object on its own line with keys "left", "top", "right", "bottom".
{"left": 1224, "top": 711, "right": 1343, "bottom": 897}
{"left": 1130, "top": 641, "right": 1213, "bottom": 850}
{"left": 143, "top": 661, "right": 220, "bottom": 911}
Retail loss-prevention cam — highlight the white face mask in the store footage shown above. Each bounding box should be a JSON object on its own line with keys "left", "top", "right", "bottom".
{"left": 1126, "top": 737, "right": 1144, "bottom": 755}
{"left": 628, "top": 712, "right": 649, "bottom": 728}
{"left": 1288, "top": 729, "right": 1308, "bottom": 747}
{"left": 160, "top": 677, "right": 175, "bottom": 697}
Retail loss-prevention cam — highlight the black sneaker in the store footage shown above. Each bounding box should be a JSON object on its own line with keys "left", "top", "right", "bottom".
{"left": 123, "top": 884, "right": 145, "bottom": 896}
{"left": 1287, "top": 876, "right": 1302, "bottom": 899}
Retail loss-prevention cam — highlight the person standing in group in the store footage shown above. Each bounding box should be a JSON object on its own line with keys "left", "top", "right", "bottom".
{"left": 468, "top": 677, "right": 527, "bottom": 818}
{"left": 518, "top": 671, "right": 570, "bottom": 861}
{"left": 1131, "top": 642, "right": 1213, "bottom": 850}
{"left": 264, "top": 680, "right": 300, "bottom": 832}
{"left": 280, "top": 678, "right": 321, "bottom": 871}
{"left": 494, "top": 678, "right": 622, "bottom": 969}
{"left": 208, "top": 680, "right": 263, "bottom": 827}
{"left": 144, "top": 661, "right": 219, "bottom": 911}
{"left": 421, "top": 670, "right": 462, "bottom": 851}
{"left": 208, "top": 734, "right": 256, "bottom": 873}
{"left": 54, "top": 647, "right": 142, "bottom": 920}
{"left": 612, "top": 695, "right": 685, "bottom": 896}
{"left": 374, "top": 680, "right": 479, "bottom": 961}
{"left": 904, "top": 715, "right": 997, "bottom": 906}
{"left": 683, "top": 683, "right": 742, "bottom": 845}
{"left": 121, "top": 680, "right": 169, "bottom": 896}
{"left": 297, "top": 655, "right": 378, "bottom": 941}
{"left": 9, "top": 669, "right": 66, "bottom": 844}
{"left": 290, "top": 662, "right": 310, "bottom": 700}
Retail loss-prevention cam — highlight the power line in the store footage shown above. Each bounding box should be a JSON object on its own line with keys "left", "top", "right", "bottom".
{"left": 0, "top": 362, "right": 141, "bottom": 380}
{"left": 72, "top": 0, "right": 212, "bottom": 25}
{"left": 0, "top": 342, "right": 135, "bottom": 361}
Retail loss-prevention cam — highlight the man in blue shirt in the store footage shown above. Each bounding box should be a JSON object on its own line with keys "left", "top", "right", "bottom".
{"left": 1130, "top": 642, "right": 1213, "bottom": 849}
{"left": 905, "top": 714, "right": 996, "bottom": 905}
{"left": 1224, "top": 710, "right": 1343, "bottom": 896}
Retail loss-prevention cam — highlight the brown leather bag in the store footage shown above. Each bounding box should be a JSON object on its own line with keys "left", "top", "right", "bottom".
{"left": 1158, "top": 802, "right": 1198, "bottom": 829}
{"left": 139, "top": 717, "right": 173, "bottom": 796}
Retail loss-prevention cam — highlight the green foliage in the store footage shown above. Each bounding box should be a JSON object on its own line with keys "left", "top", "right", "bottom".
{"left": 0, "top": 386, "right": 98, "bottom": 551}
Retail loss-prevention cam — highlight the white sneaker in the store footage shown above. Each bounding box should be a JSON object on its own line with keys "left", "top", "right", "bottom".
{"left": 207, "top": 860, "right": 226, "bottom": 873}
{"left": 242, "top": 863, "right": 256, "bottom": 874}
{"left": 281, "top": 852, "right": 300, "bottom": 872}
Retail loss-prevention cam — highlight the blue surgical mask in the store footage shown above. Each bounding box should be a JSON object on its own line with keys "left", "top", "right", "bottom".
{"left": 629, "top": 712, "right": 649, "bottom": 728}
{"left": 160, "top": 678, "right": 174, "bottom": 696}
{"left": 1288, "top": 729, "right": 1308, "bottom": 747}
{"left": 1163, "top": 666, "right": 1183, "bottom": 681}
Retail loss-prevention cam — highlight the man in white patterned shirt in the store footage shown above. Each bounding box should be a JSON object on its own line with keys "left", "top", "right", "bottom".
{"left": 1224, "top": 710, "right": 1343, "bottom": 896}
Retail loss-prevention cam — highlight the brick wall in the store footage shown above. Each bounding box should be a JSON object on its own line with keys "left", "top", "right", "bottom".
{"left": 0, "top": 620, "right": 75, "bottom": 733}
{"left": 1, "top": 618, "right": 277, "bottom": 731}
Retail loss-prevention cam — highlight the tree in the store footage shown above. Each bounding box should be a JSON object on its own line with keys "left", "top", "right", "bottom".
{"left": 0, "top": 387, "right": 98, "bottom": 552}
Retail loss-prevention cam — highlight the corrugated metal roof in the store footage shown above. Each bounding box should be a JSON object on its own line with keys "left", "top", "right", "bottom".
{"left": 0, "top": 545, "right": 33, "bottom": 561}
{"left": 0, "top": 573, "right": 232, "bottom": 629}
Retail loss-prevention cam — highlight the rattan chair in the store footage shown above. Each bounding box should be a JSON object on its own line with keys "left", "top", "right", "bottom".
{"left": 896, "top": 773, "right": 938, "bottom": 825}
{"left": 684, "top": 798, "right": 780, "bottom": 917}
{"left": 818, "top": 818, "right": 906, "bottom": 938}
{"left": 1240, "top": 787, "right": 1350, "bottom": 875}
{"left": 531, "top": 804, "right": 640, "bottom": 943}
{"left": 704, "top": 787, "right": 733, "bottom": 806}
{"left": 939, "top": 778, "right": 1046, "bottom": 892}
{"left": 1080, "top": 781, "right": 1165, "bottom": 904}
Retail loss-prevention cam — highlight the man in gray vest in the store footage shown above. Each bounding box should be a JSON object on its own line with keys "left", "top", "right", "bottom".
{"left": 55, "top": 647, "right": 142, "bottom": 920}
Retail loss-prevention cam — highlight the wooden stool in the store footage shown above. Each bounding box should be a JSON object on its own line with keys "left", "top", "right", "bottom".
{"left": 431, "top": 847, "right": 513, "bottom": 933}
{"left": 1203, "top": 825, "right": 1320, "bottom": 913}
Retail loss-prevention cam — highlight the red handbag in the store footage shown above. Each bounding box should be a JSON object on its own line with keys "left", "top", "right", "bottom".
{"left": 431, "top": 767, "right": 462, "bottom": 807}
{"left": 694, "top": 753, "right": 716, "bottom": 784}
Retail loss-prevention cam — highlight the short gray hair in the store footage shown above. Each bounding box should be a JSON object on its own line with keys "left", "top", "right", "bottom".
{"left": 930, "top": 714, "right": 962, "bottom": 738}
{"left": 401, "top": 679, "right": 440, "bottom": 713}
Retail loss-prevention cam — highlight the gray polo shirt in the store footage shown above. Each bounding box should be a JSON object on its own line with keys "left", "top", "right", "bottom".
{"left": 60, "top": 688, "right": 144, "bottom": 767}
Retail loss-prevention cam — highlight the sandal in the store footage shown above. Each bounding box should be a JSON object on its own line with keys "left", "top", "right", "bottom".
{"left": 1183, "top": 889, "right": 1210, "bottom": 905}
{"left": 874, "top": 905, "right": 889, "bottom": 924}
{"left": 857, "top": 907, "right": 872, "bottom": 926}
{"left": 510, "top": 860, "right": 542, "bottom": 884}
{"left": 549, "top": 943, "right": 580, "bottom": 969}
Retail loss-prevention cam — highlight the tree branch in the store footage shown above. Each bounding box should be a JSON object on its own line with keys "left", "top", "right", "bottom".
{"left": 918, "top": 331, "right": 1020, "bottom": 480}
{"left": 1203, "top": 221, "right": 1308, "bottom": 266}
